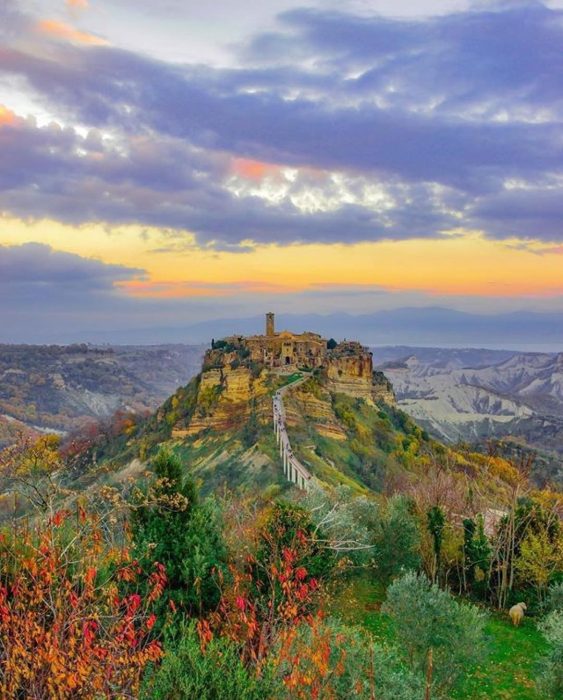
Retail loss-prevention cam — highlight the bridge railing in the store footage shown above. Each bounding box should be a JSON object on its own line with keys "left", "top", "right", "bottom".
{"left": 272, "top": 375, "right": 313, "bottom": 491}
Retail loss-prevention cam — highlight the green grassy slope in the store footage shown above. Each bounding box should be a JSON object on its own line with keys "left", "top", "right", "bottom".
{"left": 82, "top": 365, "right": 525, "bottom": 505}
{"left": 330, "top": 576, "right": 547, "bottom": 700}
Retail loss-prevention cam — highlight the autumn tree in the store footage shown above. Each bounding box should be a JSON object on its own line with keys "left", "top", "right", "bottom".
{"left": 0, "top": 434, "right": 64, "bottom": 514}
{"left": 207, "top": 500, "right": 331, "bottom": 665}
{"left": 0, "top": 507, "right": 165, "bottom": 698}
{"left": 516, "top": 525, "right": 563, "bottom": 607}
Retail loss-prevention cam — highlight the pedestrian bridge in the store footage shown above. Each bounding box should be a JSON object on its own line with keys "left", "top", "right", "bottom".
{"left": 272, "top": 373, "right": 313, "bottom": 491}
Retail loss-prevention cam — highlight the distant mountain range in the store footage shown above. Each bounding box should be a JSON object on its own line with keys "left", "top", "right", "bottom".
{"left": 379, "top": 349, "right": 562, "bottom": 483}
{"left": 51, "top": 308, "right": 563, "bottom": 352}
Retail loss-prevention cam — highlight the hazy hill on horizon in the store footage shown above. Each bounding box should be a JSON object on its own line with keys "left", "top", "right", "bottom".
{"left": 9, "top": 308, "right": 563, "bottom": 352}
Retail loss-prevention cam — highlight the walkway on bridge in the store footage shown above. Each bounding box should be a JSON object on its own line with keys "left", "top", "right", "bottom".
{"left": 272, "top": 373, "right": 313, "bottom": 491}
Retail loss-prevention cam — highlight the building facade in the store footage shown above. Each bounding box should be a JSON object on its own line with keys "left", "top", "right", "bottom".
{"left": 243, "top": 313, "right": 327, "bottom": 368}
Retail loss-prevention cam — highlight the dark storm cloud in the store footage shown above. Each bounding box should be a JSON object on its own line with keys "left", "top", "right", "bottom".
{"left": 0, "top": 115, "right": 458, "bottom": 244}
{"left": 0, "top": 243, "right": 145, "bottom": 298}
{"left": 0, "top": 1, "right": 562, "bottom": 245}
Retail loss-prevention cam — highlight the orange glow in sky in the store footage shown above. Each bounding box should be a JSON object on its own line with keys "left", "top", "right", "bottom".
{"left": 36, "top": 19, "right": 108, "bottom": 46}
{"left": 2, "top": 218, "right": 561, "bottom": 302}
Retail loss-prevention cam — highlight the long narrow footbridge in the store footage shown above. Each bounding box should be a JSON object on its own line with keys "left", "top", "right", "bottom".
{"left": 273, "top": 373, "right": 313, "bottom": 491}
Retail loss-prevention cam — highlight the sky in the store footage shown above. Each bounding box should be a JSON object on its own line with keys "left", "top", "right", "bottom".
{"left": 0, "top": 0, "right": 562, "bottom": 346}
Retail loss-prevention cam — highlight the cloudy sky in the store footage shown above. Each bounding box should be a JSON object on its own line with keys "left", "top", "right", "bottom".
{"left": 1, "top": 0, "right": 562, "bottom": 345}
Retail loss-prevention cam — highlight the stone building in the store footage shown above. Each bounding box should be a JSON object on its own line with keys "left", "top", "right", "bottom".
{"left": 244, "top": 313, "right": 327, "bottom": 368}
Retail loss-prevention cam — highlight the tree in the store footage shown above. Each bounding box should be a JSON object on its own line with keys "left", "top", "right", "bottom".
{"left": 131, "top": 448, "right": 228, "bottom": 621}
{"left": 516, "top": 526, "right": 563, "bottom": 608}
{"left": 462, "top": 515, "right": 490, "bottom": 594}
{"left": 302, "top": 488, "right": 420, "bottom": 581}
{"left": 490, "top": 495, "right": 561, "bottom": 609}
{"left": 0, "top": 434, "right": 64, "bottom": 513}
{"left": 375, "top": 496, "right": 421, "bottom": 584}
{"left": 0, "top": 507, "right": 164, "bottom": 698}
{"left": 383, "top": 571, "right": 488, "bottom": 693}
{"left": 536, "top": 610, "right": 563, "bottom": 698}
{"left": 427, "top": 506, "right": 446, "bottom": 582}
{"left": 327, "top": 338, "right": 338, "bottom": 350}
{"left": 208, "top": 500, "right": 331, "bottom": 664}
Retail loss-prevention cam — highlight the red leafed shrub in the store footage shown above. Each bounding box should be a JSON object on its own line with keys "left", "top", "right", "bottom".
{"left": 205, "top": 502, "right": 328, "bottom": 666}
{"left": 0, "top": 508, "right": 166, "bottom": 698}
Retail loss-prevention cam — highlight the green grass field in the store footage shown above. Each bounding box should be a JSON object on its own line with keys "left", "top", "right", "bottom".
{"left": 329, "top": 576, "right": 548, "bottom": 700}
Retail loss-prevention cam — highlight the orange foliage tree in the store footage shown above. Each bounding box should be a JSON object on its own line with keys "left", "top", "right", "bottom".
{"left": 0, "top": 507, "right": 166, "bottom": 698}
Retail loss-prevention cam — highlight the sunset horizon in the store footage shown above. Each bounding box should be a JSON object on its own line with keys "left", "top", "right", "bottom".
{"left": 1, "top": 0, "right": 562, "bottom": 348}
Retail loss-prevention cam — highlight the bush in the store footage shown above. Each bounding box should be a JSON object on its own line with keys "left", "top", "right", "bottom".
{"left": 0, "top": 508, "right": 164, "bottom": 698}
{"left": 546, "top": 581, "right": 563, "bottom": 612}
{"left": 383, "top": 571, "right": 488, "bottom": 692}
{"left": 374, "top": 496, "right": 421, "bottom": 583}
{"left": 140, "top": 622, "right": 279, "bottom": 699}
{"left": 536, "top": 610, "right": 563, "bottom": 698}
{"left": 273, "top": 616, "right": 425, "bottom": 699}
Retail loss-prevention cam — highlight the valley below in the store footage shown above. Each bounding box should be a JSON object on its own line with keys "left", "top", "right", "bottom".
{"left": 0, "top": 343, "right": 204, "bottom": 448}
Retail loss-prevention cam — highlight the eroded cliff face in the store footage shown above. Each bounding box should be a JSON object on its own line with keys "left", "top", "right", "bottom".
{"left": 173, "top": 338, "right": 394, "bottom": 439}
{"left": 285, "top": 381, "right": 348, "bottom": 441}
{"left": 176, "top": 363, "right": 268, "bottom": 437}
{"left": 326, "top": 346, "right": 395, "bottom": 405}
{"left": 326, "top": 353, "right": 373, "bottom": 400}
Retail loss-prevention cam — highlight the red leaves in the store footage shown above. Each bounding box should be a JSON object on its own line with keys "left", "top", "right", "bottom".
{"left": 197, "top": 618, "right": 213, "bottom": 651}
{"left": 51, "top": 509, "right": 69, "bottom": 527}
{"left": 147, "top": 561, "right": 167, "bottom": 603}
{"left": 0, "top": 508, "right": 166, "bottom": 698}
{"left": 207, "top": 516, "right": 323, "bottom": 668}
{"left": 282, "top": 547, "right": 295, "bottom": 564}
{"left": 82, "top": 619, "right": 98, "bottom": 647}
{"left": 126, "top": 593, "right": 142, "bottom": 614}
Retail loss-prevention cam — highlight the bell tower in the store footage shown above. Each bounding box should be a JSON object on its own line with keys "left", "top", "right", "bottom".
{"left": 266, "top": 312, "right": 275, "bottom": 336}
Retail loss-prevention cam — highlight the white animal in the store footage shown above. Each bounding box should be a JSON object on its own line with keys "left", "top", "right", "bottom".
{"left": 509, "top": 602, "right": 527, "bottom": 626}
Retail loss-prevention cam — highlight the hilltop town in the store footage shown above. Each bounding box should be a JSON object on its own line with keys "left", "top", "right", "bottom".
{"left": 176, "top": 313, "right": 394, "bottom": 438}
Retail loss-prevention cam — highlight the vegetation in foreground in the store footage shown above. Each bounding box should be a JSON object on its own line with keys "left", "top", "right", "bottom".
{"left": 0, "top": 426, "right": 561, "bottom": 697}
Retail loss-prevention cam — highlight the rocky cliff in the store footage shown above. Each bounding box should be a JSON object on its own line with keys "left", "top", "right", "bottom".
{"left": 176, "top": 364, "right": 269, "bottom": 437}
{"left": 326, "top": 343, "right": 395, "bottom": 405}
{"left": 175, "top": 338, "right": 395, "bottom": 438}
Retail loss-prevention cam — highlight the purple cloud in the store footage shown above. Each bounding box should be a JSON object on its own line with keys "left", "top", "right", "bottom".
{"left": 0, "top": 1, "right": 562, "bottom": 246}
{"left": 0, "top": 242, "right": 145, "bottom": 296}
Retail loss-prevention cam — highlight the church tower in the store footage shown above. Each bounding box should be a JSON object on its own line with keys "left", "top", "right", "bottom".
{"left": 266, "top": 312, "right": 275, "bottom": 336}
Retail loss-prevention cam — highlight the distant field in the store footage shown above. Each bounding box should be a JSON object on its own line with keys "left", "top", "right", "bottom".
{"left": 330, "top": 576, "right": 547, "bottom": 700}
